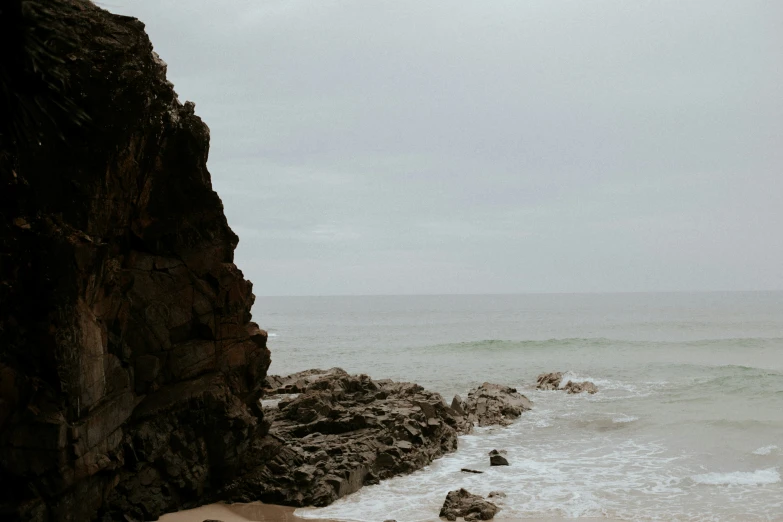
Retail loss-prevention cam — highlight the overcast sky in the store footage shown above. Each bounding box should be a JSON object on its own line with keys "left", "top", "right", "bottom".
{"left": 109, "top": 0, "right": 782, "bottom": 296}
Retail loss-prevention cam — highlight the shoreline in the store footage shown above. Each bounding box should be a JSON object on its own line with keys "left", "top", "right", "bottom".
{"left": 157, "top": 502, "right": 336, "bottom": 522}
{"left": 156, "top": 373, "right": 614, "bottom": 522}
{"left": 157, "top": 501, "right": 625, "bottom": 522}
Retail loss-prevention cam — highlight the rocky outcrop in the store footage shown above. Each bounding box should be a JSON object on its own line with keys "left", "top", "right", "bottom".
{"left": 536, "top": 372, "right": 563, "bottom": 390}
{"left": 537, "top": 373, "right": 598, "bottom": 394}
{"left": 439, "top": 488, "right": 499, "bottom": 521}
{"left": 217, "top": 372, "right": 534, "bottom": 508}
{"left": 464, "top": 383, "right": 533, "bottom": 427}
{"left": 223, "top": 369, "right": 472, "bottom": 507}
{"left": 0, "top": 2, "right": 269, "bottom": 520}
{"left": 564, "top": 380, "right": 598, "bottom": 394}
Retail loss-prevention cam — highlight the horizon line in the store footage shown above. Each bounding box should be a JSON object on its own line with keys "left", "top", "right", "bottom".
{"left": 254, "top": 289, "right": 783, "bottom": 298}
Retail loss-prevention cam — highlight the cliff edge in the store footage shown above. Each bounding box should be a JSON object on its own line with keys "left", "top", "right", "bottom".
{"left": 0, "top": 1, "right": 270, "bottom": 520}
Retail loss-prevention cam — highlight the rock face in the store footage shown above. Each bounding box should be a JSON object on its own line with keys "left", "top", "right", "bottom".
{"left": 0, "top": 3, "right": 540, "bottom": 517}
{"left": 223, "top": 369, "right": 472, "bottom": 507}
{"left": 0, "top": 2, "right": 270, "bottom": 520}
{"left": 439, "top": 488, "right": 499, "bottom": 521}
{"left": 464, "top": 383, "right": 533, "bottom": 427}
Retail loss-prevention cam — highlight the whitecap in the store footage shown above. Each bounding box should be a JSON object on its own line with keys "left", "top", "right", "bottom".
{"left": 752, "top": 445, "right": 779, "bottom": 456}
{"left": 691, "top": 468, "right": 780, "bottom": 486}
{"left": 612, "top": 414, "right": 639, "bottom": 424}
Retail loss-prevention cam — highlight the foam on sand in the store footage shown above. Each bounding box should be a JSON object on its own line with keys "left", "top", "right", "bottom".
{"left": 691, "top": 468, "right": 780, "bottom": 486}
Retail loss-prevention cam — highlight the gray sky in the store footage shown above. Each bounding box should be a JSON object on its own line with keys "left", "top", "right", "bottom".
{"left": 109, "top": 0, "right": 782, "bottom": 296}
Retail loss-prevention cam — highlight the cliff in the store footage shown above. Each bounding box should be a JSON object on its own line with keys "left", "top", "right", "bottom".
{"left": 0, "top": 1, "right": 271, "bottom": 520}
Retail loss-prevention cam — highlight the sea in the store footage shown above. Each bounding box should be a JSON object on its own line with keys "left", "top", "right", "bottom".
{"left": 254, "top": 292, "right": 783, "bottom": 521}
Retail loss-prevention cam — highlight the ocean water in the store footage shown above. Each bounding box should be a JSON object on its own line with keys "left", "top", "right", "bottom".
{"left": 255, "top": 292, "right": 783, "bottom": 521}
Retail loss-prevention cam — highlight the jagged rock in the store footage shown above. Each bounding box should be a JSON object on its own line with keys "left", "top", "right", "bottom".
{"left": 489, "top": 449, "right": 509, "bottom": 466}
{"left": 464, "top": 383, "right": 532, "bottom": 427}
{"left": 439, "top": 488, "right": 499, "bottom": 521}
{"left": 461, "top": 468, "right": 484, "bottom": 474}
{"left": 222, "top": 369, "right": 473, "bottom": 507}
{"left": 564, "top": 380, "right": 599, "bottom": 394}
{"left": 0, "top": 2, "right": 270, "bottom": 520}
{"left": 537, "top": 373, "right": 598, "bottom": 394}
{"left": 450, "top": 394, "right": 467, "bottom": 416}
{"left": 536, "top": 372, "right": 563, "bottom": 390}
{"left": 264, "top": 368, "right": 344, "bottom": 394}
{"left": 488, "top": 491, "right": 506, "bottom": 498}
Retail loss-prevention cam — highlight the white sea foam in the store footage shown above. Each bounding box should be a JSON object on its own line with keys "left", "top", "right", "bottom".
{"left": 297, "top": 416, "right": 686, "bottom": 521}
{"left": 260, "top": 393, "right": 299, "bottom": 408}
{"left": 752, "top": 445, "right": 779, "bottom": 456}
{"left": 691, "top": 468, "right": 780, "bottom": 486}
{"left": 270, "top": 294, "right": 783, "bottom": 521}
{"left": 554, "top": 371, "right": 663, "bottom": 397}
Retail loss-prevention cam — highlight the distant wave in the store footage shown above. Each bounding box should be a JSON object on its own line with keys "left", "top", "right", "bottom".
{"left": 612, "top": 414, "right": 640, "bottom": 424}
{"left": 425, "top": 336, "right": 783, "bottom": 351}
{"left": 753, "top": 445, "right": 779, "bottom": 456}
{"left": 682, "top": 368, "right": 783, "bottom": 394}
{"left": 700, "top": 419, "right": 782, "bottom": 429}
{"left": 425, "top": 337, "right": 617, "bottom": 351}
{"left": 691, "top": 468, "right": 780, "bottom": 486}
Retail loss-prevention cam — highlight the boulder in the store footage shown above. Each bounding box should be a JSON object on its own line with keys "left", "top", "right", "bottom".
{"left": 536, "top": 372, "right": 563, "bottom": 390}
{"left": 537, "top": 373, "right": 598, "bottom": 394}
{"left": 464, "top": 383, "right": 532, "bottom": 427}
{"left": 564, "top": 380, "right": 598, "bottom": 394}
{"left": 450, "top": 394, "right": 467, "bottom": 416}
{"left": 439, "top": 488, "right": 499, "bottom": 521}
{"left": 488, "top": 449, "right": 509, "bottom": 466}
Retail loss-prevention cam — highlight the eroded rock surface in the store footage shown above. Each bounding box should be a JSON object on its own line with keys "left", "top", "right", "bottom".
{"left": 564, "top": 380, "right": 599, "bottom": 394}
{"left": 464, "top": 383, "right": 533, "bottom": 427}
{"left": 223, "top": 369, "right": 472, "bottom": 507}
{"left": 536, "top": 372, "right": 564, "bottom": 390}
{"left": 0, "top": 2, "right": 269, "bottom": 520}
{"left": 439, "top": 488, "right": 499, "bottom": 521}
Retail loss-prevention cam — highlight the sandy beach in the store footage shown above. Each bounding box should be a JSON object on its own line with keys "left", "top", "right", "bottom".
{"left": 157, "top": 501, "right": 624, "bottom": 522}
{"left": 158, "top": 502, "right": 334, "bottom": 522}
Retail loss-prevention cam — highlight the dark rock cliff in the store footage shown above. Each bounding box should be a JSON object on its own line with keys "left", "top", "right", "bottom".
{"left": 0, "top": 1, "right": 271, "bottom": 520}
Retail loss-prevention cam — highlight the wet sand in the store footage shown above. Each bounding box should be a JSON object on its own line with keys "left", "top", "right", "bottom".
{"left": 157, "top": 501, "right": 623, "bottom": 522}
{"left": 157, "top": 502, "right": 336, "bottom": 522}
